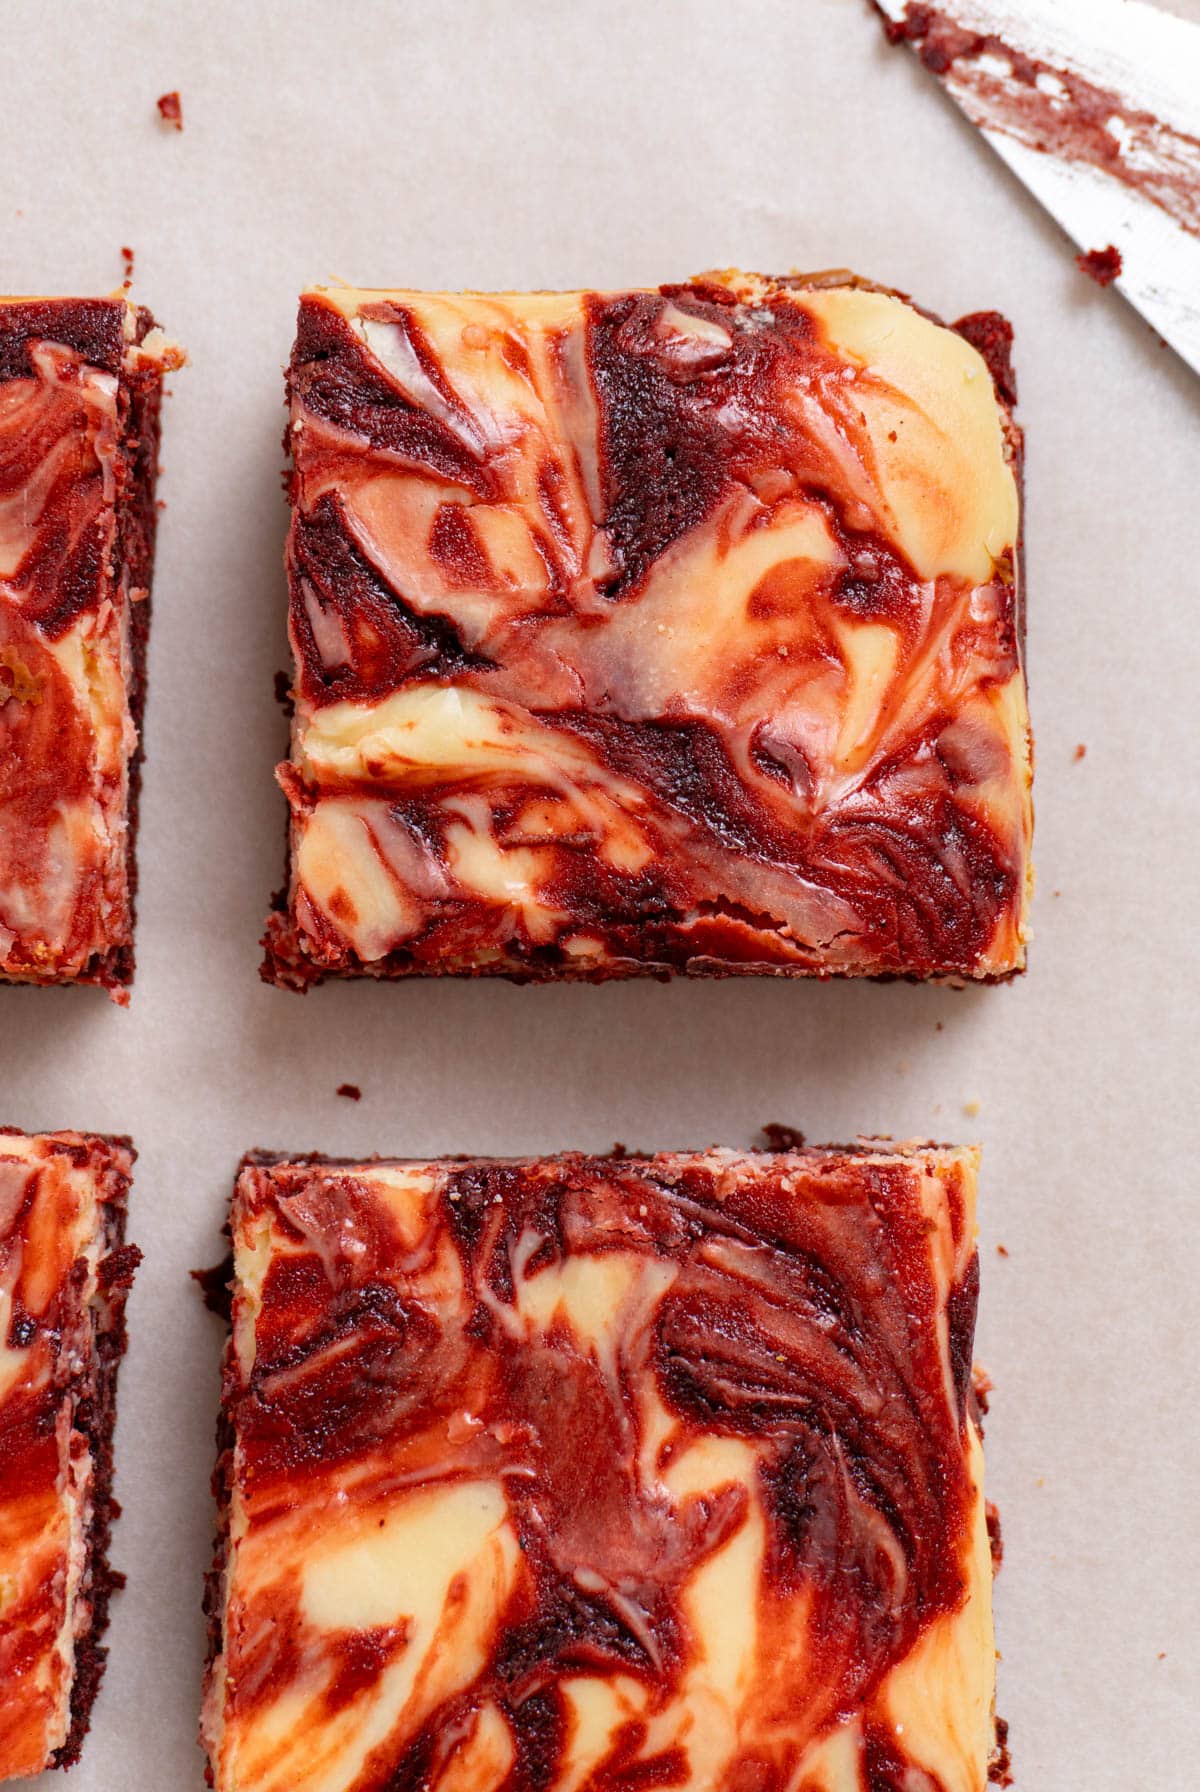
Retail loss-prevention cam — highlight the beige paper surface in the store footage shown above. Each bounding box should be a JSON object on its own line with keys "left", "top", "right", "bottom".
{"left": 3, "top": 1, "right": 1198, "bottom": 1785}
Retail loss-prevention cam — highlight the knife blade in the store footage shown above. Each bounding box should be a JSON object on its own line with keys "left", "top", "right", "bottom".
{"left": 875, "top": 0, "right": 1200, "bottom": 375}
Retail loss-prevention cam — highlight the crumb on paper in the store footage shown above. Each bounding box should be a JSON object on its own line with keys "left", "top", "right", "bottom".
{"left": 335, "top": 1082, "right": 362, "bottom": 1101}
{"left": 156, "top": 90, "right": 183, "bottom": 130}
{"left": 1159, "top": 1651, "right": 1167, "bottom": 1661}
{"left": 191, "top": 1257, "right": 233, "bottom": 1320}
{"left": 996, "top": 1243, "right": 1009, "bottom": 1258}
{"left": 963, "top": 1098, "right": 981, "bottom": 1118}
{"left": 1073, "top": 742, "right": 1087, "bottom": 762}
{"left": 1076, "top": 244, "right": 1122, "bottom": 286}
{"left": 120, "top": 244, "right": 135, "bottom": 285}
{"left": 935, "top": 1020, "right": 944, "bottom": 1032}
{"left": 759, "top": 1122, "right": 806, "bottom": 1152}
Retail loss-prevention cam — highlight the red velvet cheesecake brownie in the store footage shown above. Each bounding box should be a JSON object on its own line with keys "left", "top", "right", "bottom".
{"left": 0, "top": 1130, "right": 139, "bottom": 1777}
{"left": 0, "top": 297, "right": 182, "bottom": 999}
{"left": 203, "top": 1142, "right": 999, "bottom": 1791}
{"left": 263, "top": 272, "right": 1031, "bottom": 988}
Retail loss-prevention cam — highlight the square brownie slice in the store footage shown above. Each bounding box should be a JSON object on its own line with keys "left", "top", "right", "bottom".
{"left": 203, "top": 1142, "right": 998, "bottom": 1790}
{"left": 263, "top": 272, "right": 1031, "bottom": 988}
{"left": 0, "top": 297, "right": 182, "bottom": 999}
{"left": 0, "top": 1129, "right": 139, "bottom": 1776}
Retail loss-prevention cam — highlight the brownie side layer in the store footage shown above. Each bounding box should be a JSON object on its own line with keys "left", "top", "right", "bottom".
{"left": 53, "top": 1141, "right": 141, "bottom": 1768}
{"left": 95, "top": 308, "right": 167, "bottom": 993}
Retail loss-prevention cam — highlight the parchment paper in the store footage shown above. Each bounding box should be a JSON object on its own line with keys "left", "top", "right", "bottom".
{"left": 3, "top": 2, "right": 1198, "bottom": 1784}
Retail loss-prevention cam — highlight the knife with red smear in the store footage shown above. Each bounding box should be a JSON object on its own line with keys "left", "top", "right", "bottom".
{"left": 875, "top": 0, "right": 1200, "bottom": 375}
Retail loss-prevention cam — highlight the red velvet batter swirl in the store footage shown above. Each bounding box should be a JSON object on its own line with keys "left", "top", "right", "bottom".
{"left": 0, "top": 605, "right": 98, "bottom": 972}
{"left": 0, "top": 339, "right": 119, "bottom": 636}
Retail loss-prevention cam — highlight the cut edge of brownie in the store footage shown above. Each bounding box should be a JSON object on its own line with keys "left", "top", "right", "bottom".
{"left": 199, "top": 1183, "right": 243, "bottom": 1788}
{"left": 52, "top": 1138, "right": 141, "bottom": 1769}
{"left": 200, "top": 1355, "right": 236, "bottom": 1789}
{"left": 261, "top": 271, "right": 1027, "bottom": 995}
{"left": 260, "top": 934, "right": 1028, "bottom": 992}
{"left": 228, "top": 1133, "right": 980, "bottom": 1176}
{"left": 90, "top": 306, "right": 171, "bottom": 999}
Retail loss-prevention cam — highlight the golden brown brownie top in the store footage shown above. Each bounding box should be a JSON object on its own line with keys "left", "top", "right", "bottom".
{"left": 0, "top": 1130, "right": 131, "bottom": 1777}
{"left": 206, "top": 1145, "right": 994, "bottom": 1791}
{"left": 270, "top": 273, "right": 1031, "bottom": 986}
{"left": 0, "top": 297, "right": 178, "bottom": 990}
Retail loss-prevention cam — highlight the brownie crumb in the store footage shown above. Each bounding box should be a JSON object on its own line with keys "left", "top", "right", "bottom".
{"left": 996, "top": 1242, "right": 1009, "bottom": 1258}
{"left": 1073, "top": 742, "right": 1087, "bottom": 762}
{"left": 99, "top": 1243, "right": 143, "bottom": 1291}
{"left": 1076, "top": 244, "right": 1122, "bottom": 286}
{"left": 156, "top": 91, "right": 183, "bottom": 131}
{"left": 759, "top": 1123, "right": 807, "bottom": 1152}
{"left": 953, "top": 310, "right": 1018, "bottom": 408}
{"left": 273, "top": 669, "right": 295, "bottom": 716}
{"left": 192, "top": 1257, "right": 233, "bottom": 1321}
{"left": 879, "top": 3, "right": 1014, "bottom": 83}
{"left": 879, "top": 4, "right": 931, "bottom": 44}
{"left": 120, "top": 245, "right": 135, "bottom": 285}
{"left": 336, "top": 1082, "right": 362, "bottom": 1101}
{"left": 989, "top": 1714, "right": 1013, "bottom": 1786}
